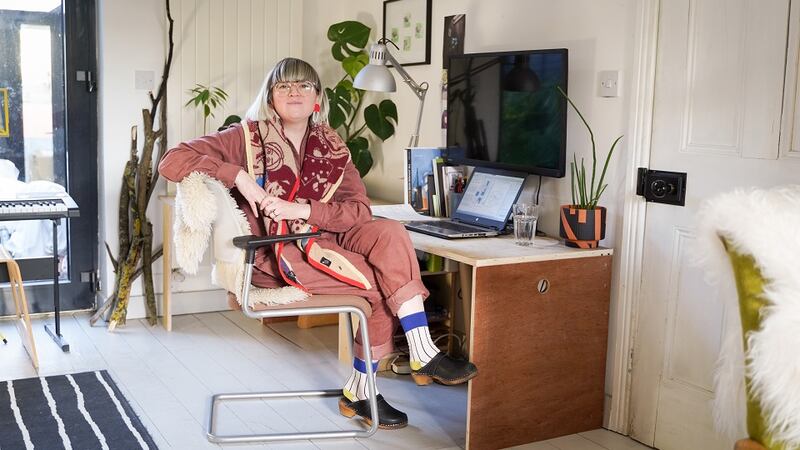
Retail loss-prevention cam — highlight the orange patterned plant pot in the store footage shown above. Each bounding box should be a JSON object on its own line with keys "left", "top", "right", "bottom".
{"left": 559, "top": 205, "right": 607, "bottom": 248}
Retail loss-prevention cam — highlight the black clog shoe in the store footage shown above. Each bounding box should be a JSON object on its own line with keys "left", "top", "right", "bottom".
{"left": 411, "top": 352, "right": 478, "bottom": 386}
{"left": 338, "top": 394, "right": 408, "bottom": 429}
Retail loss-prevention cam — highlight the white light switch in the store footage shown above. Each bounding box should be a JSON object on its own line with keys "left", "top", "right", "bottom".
{"left": 598, "top": 70, "right": 619, "bottom": 97}
{"left": 135, "top": 70, "right": 155, "bottom": 91}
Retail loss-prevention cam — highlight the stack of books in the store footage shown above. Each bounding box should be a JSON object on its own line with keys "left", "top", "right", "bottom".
{"left": 404, "top": 147, "right": 470, "bottom": 217}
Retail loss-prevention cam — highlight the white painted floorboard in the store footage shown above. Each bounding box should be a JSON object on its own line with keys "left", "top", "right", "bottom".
{"left": 0, "top": 313, "right": 652, "bottom": 450}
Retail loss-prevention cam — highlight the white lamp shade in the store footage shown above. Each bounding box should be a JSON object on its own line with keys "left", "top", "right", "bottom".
{"left": 353, "top": 63, "right": 397, "bottom": 92}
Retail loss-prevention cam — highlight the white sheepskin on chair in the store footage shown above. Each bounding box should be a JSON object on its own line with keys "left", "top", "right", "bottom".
{"left": 174, "top": 172, "right": 216, "bottom": 274}
{"left": 696, "top": 185, "right": 800, "bottom": 448}
{"left": 174, "top": 172, "right": 308, "bottom": 307}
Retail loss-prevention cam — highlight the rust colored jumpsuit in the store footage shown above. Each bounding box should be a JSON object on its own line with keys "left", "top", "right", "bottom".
{"left": 158, "top": 123, "right": 429, "bottom": 360}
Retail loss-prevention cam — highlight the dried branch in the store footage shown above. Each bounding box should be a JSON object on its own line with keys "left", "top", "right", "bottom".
{"left": 88, "top": 247, "right": 163, "bottom": 326}
{"left": 150, "top": 0, "right": 175, "bottom": 120}
{"left": 104, "top": 242, "right": 118, "bottom": 273}
{"left": 104, "top": 0, "right": 174, "bottom": 330}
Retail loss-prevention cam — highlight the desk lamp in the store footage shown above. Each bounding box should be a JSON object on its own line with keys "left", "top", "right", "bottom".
{"left": 353, "top": 39, "right": 429, "bottom": 147}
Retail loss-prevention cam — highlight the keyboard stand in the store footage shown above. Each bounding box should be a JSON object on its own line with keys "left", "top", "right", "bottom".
{"left": 43, "top": 218, "right": 69, "bottom": 352}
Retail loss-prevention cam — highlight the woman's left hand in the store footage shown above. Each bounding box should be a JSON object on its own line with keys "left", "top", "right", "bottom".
{"left": 259, "top": 196, "right": 311, "bottom": 222}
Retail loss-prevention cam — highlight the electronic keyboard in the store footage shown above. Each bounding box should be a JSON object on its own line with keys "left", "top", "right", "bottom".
{"left": 0, "top": 194, "right": 80, "bottom": 221}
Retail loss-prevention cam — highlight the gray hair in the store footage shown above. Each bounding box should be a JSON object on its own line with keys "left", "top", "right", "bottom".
{"left": 245, "top": 57, "right": 329, "bottom": 125}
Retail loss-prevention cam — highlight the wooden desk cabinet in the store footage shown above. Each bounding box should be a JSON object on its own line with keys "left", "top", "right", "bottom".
{"left": 406, "top": 231, "right": 613, "bottom": 449}
{"left": 468, "top": 255, "right": 611, "bottom": 449}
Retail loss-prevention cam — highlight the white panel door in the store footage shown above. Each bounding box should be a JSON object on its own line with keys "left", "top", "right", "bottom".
{"left": 781, "top": 2, "right": 800, "bottom": 160}
{"left": 630, "top": 1, "right": 799, "bottom": 449}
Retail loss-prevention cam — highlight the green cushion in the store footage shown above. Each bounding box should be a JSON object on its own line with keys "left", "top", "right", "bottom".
{"left": 723, "top": 238, "right": 785, "bottom": 450}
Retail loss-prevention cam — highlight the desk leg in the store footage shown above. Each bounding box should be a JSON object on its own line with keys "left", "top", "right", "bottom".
{"left": 162, "top": 202, "right": 172, "bottom": 331}
{"left": 44, "top": 218, "right": 68, "bottom": 352}
{"left": 458, "top": 262, "right": 472, "bottom": 356}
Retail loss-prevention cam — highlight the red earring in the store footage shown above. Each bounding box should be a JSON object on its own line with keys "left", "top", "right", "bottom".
{"left": 314, "top": 103, "right": 320, "bottom": 112}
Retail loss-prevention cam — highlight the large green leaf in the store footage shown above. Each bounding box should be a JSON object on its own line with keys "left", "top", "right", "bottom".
{"left": 364, "top": 100, "right": 398, "bottom": 141}
{"left": 325, "top": 84, "right": 354, "bottom": 130}
{"left": 342, "top": 52, "right": 369, "bottom": 79}
{"left": 328, "top": 21, "right": 370, "bottom": 62}
{"left": 336, "top": 79, "right": 361, "bottom": 103}
{"left": 347, "top": 136, "right": 373, "bottom": 177}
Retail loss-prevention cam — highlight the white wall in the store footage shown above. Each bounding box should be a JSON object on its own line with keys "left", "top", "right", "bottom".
{"left": 97, "top": 0, "right": 302, "bottom": 319}
{"left": 304, "top": 0, "right": 635, "bottom": 234}
{"left": 97, "top": 0, "right": 169, "bottom": 319}
{"left": 303, "top": 0, "right": 639, "bottom": 423}
{"left": 97, "top": 1, "right": 640, "bottom": 420}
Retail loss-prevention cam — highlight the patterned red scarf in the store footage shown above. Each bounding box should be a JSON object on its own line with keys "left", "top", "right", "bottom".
{"left": 241, "top": 119, "right": 371, "bottom": 291}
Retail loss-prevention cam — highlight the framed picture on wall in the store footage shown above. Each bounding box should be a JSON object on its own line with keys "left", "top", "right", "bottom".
{"left": 382, "top": 0, "right": 431, "bottom": 66}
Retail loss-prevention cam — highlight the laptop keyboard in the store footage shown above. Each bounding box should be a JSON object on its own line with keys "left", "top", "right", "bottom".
{"left": 416, "top": 220, "right": 487, "bottom": 232}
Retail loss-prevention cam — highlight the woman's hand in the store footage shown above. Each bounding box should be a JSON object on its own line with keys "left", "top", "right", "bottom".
{"left": 260, "top": 196, "right": 311, "bottom": 222}
{"left": 234, "top": 170, "right": 267, "bottom": 218}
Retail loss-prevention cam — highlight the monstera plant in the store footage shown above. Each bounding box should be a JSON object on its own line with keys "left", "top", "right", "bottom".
{"left": 326, "top": 21, "right": 398, "bottom": 177}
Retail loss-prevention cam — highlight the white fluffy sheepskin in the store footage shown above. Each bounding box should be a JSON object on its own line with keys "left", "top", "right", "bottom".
{"left": 696, "top": 185, "right": 800, "bottom": 448}
{"left": 174, "top": 172, "right": 308, "bottom": 307}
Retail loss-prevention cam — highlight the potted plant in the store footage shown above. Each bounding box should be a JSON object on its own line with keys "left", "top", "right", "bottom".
{"left": 557, "top": 86, "right": 622, "bottom": 248}
{"left": 326, "top": 21, "right": 398, "bottom": 177}
{"left": 185, "top": 84, "right": 241, "bottom": 134}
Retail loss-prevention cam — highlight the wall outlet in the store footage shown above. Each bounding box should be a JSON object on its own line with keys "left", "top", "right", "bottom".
{"left": 135, "top": 70, "right": 155, "bottom": 91}
{"left": 598, "top": 70, "right": 619, "bottom": 97}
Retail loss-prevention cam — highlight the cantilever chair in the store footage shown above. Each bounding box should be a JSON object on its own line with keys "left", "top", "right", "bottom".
{"left": 206, "top": 232, "right": 379, "bottom": 444}
{"left": 172, "top": 172, "right": 379, "bottom": 444}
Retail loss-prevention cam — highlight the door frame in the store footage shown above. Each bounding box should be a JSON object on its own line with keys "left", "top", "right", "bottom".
{"left": 63, "top": 0, "right": 99, "bottom": 307}
{"left": 606, "top": 0, "right": 660, "bottom": 438}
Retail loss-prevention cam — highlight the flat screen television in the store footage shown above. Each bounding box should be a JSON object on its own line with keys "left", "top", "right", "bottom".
{"left": 446, "top": 48, "right": 568, "bottom": 177}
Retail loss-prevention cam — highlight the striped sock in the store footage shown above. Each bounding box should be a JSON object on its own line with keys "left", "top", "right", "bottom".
{"left": 398, "top": 295, "right": 441, "bottom": 370}
{"left": 343, "top": 357, "right": 379, "bottom": 401}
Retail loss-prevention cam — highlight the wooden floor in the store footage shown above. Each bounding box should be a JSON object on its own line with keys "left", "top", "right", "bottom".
{"left": 0, "top": 312, "right": 653, "bottom": 450}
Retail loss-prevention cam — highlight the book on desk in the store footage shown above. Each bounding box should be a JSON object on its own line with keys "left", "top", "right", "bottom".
{"left": 404, "top": 147, "right": 468, "bottom": 218}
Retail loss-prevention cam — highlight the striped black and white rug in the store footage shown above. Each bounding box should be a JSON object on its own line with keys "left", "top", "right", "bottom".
{"left": 0, "top": 370, "right": 158, "bottom": 450}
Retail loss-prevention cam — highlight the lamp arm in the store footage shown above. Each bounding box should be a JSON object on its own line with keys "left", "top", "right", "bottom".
{"left": 383, "top": 48, "right": 429, "bottom": 147}
{"left": 383, "top": 49, "right": 428, "bottom": 100}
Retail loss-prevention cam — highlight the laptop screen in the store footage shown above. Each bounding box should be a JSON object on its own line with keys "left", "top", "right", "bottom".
{"left": 453, "top": 168, "right": 526, "bottom": 228}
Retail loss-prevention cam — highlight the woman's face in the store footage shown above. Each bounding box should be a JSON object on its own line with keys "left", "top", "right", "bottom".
{"left": 270, "top": 80, "right": 318, "bottom": 125}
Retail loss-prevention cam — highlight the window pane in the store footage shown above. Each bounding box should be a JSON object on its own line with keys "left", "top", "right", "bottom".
{"left": 0, "top": 3, "right": 69, "bottom": 274}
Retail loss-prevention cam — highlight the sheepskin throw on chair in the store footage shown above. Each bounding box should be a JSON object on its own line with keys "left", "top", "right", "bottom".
{"left": 173, "top": 171, "right": 308, "bottom": 307}
{"left": 696, "top": 185, "right": 800, "bottom": 449}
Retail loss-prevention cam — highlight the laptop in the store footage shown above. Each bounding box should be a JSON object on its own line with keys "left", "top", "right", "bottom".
{"left": 404, "top": 167, "right": 527, "bottom": 239}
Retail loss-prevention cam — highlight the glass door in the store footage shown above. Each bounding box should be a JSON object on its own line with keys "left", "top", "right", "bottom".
{"left": 0, "top": 0, "right": 98, "bottom": 316}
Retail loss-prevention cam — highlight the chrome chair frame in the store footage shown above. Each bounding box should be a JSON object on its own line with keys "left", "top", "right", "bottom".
{"left": 207, "top": 232, "right": 379, "bottom": 443}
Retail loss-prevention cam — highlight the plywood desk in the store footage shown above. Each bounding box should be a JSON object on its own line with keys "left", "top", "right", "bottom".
{"left": 386, "top": 225, "right": 613, "bottom": 449}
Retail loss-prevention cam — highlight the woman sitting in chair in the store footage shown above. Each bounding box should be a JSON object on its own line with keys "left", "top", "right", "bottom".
{"left": 158, "top": 57, "right": 477, "bottom": 429}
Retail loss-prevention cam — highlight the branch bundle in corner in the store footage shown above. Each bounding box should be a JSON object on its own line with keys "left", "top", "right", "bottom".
{"left": 89, "top": 0, "right": 175, "bottom": 330}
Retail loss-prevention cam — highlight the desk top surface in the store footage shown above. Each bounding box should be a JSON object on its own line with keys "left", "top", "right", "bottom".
{"left": 407, "top": 230, "right": 612, "bottom": 267}
{"left": 371, "top": 202, "right": 612, "bottom": 267}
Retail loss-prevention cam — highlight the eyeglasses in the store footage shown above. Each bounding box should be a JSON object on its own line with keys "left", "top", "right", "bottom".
{"left": 272, "top": 81, "right": 317, "bottom": 96}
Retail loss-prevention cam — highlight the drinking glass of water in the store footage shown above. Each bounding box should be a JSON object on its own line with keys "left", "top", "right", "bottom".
{"left": 513, "top": 203, "right": 539, "bottom": 247}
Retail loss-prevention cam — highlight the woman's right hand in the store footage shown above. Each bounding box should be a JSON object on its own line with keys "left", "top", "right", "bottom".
{"left": 234, "top": 169, "right": 266, "bottom": 218}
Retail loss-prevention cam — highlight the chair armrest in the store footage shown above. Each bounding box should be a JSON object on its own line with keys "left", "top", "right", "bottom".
{"left": 232, "top": 232, "right": 322, "bottom": 250}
